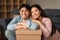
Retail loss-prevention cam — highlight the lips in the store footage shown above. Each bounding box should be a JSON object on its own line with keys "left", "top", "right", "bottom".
{"left": 22, "top": 14, "right": 26, "bottom": 16}
{"left": 32, "top": 14, "right": 38, "bottom": 16}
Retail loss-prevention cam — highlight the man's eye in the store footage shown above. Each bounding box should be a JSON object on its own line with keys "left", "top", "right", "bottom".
{"left": 31, "top": 11, "right": 33, "bottom": 13}
{"left": 21, "top": 10, "right": 24, "bottom": 12}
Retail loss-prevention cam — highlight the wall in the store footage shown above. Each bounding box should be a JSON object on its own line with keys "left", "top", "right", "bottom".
{"left": 27, "top": 0, "right": 60, "bottom": 9}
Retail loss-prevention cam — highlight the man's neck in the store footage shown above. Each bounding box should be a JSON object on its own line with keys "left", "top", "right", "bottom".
{"left": 23, "top": 18, "right": 28, "bottom": 22}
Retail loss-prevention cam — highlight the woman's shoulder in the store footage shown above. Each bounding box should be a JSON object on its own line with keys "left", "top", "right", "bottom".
{"left": 42, "top": 17, "right": 51, "bottom": 23}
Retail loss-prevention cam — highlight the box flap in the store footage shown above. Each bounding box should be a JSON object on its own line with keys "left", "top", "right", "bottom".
{"left": 16, "top": 29, "right": 42, "bottom": 35}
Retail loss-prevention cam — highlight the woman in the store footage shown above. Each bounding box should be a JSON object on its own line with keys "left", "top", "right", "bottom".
{"left": 31, "top": 4, "right": 52, "bottom": 38}
{"left": 5, "top": 4, "right": 39, "bottom": 40}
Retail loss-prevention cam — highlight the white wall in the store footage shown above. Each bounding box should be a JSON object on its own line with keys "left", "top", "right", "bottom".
{"left": 27, "top": 0, "right": 60, "bottom": 9}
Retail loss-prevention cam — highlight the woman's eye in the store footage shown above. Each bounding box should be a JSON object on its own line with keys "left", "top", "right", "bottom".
{"left": 35, "top": 10, "right": 38, "bottom": 12}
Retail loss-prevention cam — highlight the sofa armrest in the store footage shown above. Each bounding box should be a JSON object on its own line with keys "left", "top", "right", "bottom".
{"left": 0, "top": 18, "right": 12, "bottom": 40}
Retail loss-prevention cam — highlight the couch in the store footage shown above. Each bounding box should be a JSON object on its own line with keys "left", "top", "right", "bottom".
{"left": 44, "top": 9, "right": 60, "bottom": 40}
{"left": 0, "top": 9, "right": 60, "bottom": 40}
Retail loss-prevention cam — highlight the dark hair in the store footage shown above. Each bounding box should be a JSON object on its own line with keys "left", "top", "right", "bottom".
{"left": 19, "top": 4, "right": 31, "bottom": 11}
{"left": 19, "top": 4, "right": 31, "bottom": 17}
{"left": 31, "top": 4, "right": 48, "bottom": 17}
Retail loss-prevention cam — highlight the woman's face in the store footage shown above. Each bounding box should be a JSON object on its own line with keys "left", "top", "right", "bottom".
{"left": 31, "top": 7, "right": 41, "bottom": 19}
{"left": 19, "top": 7, "right": 30, "bottom": 19}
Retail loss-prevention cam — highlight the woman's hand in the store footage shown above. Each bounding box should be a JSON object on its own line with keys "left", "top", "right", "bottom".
{"left": 32, "top": 19, "right": 45, "bottom": 28}
{"left": 32, "top": 20, "right": 42, "bottom": 25}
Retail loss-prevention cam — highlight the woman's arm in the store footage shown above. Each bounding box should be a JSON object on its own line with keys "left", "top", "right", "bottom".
{"left": 39, "top": 19, "right": 52, "bottom": 38}
{"left": 32, "top": 18, "right": 52, "bottom": 38}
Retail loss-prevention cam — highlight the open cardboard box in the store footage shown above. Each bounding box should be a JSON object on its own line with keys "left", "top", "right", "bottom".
{"left": 16, "top": 29, "right": 42, "bottom": 40}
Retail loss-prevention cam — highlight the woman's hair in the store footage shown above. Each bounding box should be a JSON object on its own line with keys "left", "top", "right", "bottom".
{"left": 31, "top": 4, "right": 49, "bottom": 17}
{"left": 19, "top": 4, "right": 31, "bottom": 11}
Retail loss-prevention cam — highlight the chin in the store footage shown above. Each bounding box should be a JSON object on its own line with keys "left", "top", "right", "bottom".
{"left": 33, "top": 16, "right": 38, "bottom": 18}
{"left": 23, "top": 17, "right": 26, "bottom": 19}
{"left": 32, "top": 17, "right": 38, "bottom": 20}
{"left": 23, "top": 17, "right": 27, "bottom": 19}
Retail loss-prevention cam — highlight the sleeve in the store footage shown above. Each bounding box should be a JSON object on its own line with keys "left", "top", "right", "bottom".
{"left": 29, "top": 22, "right": 39, "bottom": 30}
{"left": 7, "top": 16, "right": 20, "bottom": 31}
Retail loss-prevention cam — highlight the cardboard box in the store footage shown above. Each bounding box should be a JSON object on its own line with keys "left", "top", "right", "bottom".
{"left": 16, "top": 29, "right": 42, "bottom": 40}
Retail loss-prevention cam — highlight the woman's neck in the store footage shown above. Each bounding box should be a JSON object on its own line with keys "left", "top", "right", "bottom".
{"left": 38, "top": 16, "right": 42, "bottom": 20}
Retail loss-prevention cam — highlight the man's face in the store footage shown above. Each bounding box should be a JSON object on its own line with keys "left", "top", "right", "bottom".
{"left": 19, "top": 7, "right": 30, "bottom": 19}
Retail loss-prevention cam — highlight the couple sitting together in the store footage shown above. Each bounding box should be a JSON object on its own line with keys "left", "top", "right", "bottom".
{"left": 5, "top": 4, "right": 52, "bottom": 40}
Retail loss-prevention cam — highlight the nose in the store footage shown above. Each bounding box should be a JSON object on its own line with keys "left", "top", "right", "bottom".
{"left": 23, "top": 12, "right": 26, "bottom": 15}
{"left": 33, "top": 12, "right": 36, "bottom": 15}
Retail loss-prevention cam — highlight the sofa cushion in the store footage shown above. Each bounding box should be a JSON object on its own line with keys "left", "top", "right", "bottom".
{"left": 45, "top": 9, "right": 60, "bottom": 32}
{"left": 45, "top": 9, "right": 60, "bottom": 17}
{"left": 51, "top": 17, "right": 60, "bottom": 24}
{"left": 54, "top": 24, "right": 60, "bottom": 32}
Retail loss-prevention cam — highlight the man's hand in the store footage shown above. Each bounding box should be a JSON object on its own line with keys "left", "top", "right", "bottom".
{"left": 15, "top": 22, "right": 28, "bottom": 30}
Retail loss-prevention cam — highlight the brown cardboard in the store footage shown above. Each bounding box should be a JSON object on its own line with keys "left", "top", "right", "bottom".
{"left": 16, "top": 29, "right": 42, "bottom": 40}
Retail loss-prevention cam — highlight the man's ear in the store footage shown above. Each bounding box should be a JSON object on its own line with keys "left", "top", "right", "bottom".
{"left": 19, "top": 10, "right": 20, "bottom": 14}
